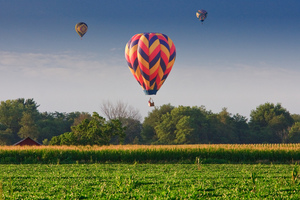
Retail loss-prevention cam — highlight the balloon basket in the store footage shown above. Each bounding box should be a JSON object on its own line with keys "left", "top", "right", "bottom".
{"left": 148, "top": 98, "right": 155, "bottom": 107}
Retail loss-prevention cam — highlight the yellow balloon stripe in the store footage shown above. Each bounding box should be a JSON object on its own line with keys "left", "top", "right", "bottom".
{"left": 149, "top": 39, "right": 160, "bottom": 54}
{"left": 149, "top": 59, "right": 160, "bottom": 75}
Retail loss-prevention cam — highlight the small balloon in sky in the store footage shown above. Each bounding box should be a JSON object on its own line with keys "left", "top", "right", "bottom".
{"left": 75, "top": 22, "right": 88, "bottom": 38}
{"left": 125, "top": 33, "right": 176, "bottom": 106}
{"left": 196, "top": 10, "right": 208, "bottom": 24}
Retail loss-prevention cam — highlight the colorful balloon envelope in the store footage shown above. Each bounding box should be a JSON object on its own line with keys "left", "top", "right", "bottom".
{"left": 196, "top": 10, "right": 208, "bottom": 22}
{"left": 125, "top": 33, "right": 176, "bottom": 95}
{"left": 75, "top": 22, "right": 88, "bottom": 38}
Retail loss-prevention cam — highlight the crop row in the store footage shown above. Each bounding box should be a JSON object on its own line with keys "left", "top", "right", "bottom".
{"left": 1, "top": 163, "right": 299, "bottom": 199}
{"left": 1, "top": 144, "right": 300, "bottom": 164}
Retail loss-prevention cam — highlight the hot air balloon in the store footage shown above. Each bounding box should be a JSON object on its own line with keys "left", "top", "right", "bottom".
{"left": 75, "top": 22, "right": 88, "bottom": 38}
{"left": 196, "top": 10, "right": 208, "bottom": 23}
{"left": 125, "top": 33, "right": 176, "bottom": 106}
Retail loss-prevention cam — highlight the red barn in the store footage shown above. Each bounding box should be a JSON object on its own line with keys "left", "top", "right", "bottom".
{"left": 13, "top": 137, "right": 42, "bottom": 146}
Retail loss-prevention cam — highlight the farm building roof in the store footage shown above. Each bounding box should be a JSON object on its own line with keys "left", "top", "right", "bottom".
{"left": 13, "top": 137, "right": 42, "bottom": 146}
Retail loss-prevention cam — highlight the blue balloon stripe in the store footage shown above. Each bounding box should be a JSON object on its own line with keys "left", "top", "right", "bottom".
{"left": 162, "top": 34, "right": 168, "bottom": 41}
{"left": 133, "top": 59, "right": 139, "bottom": 72}
{"left": 138, "top": 47, "right": 149, "bottom": 63}
{"left": 150, "top": 78, "right": 156, "bottom": 86}
{"left": 126, "top": 61, "right": 133, "bottom": 69}
{"left": 149, "top": 35, "right": 158, "bottom": 46}
{"left": 141, "top": 71, "right": 150, "bottom": 81}
{"left": 169, "top": 52, "right": 176, "bottom": 62}
{"left": 153, "top": 83, "right": 158, "bottom": 90}
{"left": 162, "top": 73, "right": 169, "bottom": 81}
{"left": 143, "top": 89, "right": 157, "bottom": 95}
{"left": 160, "top": 59, "right": 166, "bottom": 72}
{"left": 130, "top": 39, "right": 139, "bottom": 48}
{"left": 159, "top": 40, "right": 170, "bottom": 51}
{"left": 143, "top": 33, "right": 150, "bottom": 40}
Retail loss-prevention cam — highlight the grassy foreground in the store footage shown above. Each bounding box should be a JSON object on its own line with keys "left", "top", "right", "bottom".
{"left": 0, "top": 163, "right": 300, "bottom": 199}
{"left": 1, "top": 144, "right": 300, "bottom": 164}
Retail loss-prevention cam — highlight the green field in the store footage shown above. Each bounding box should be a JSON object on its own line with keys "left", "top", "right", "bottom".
{"left": 1, "top": 163, "right": 300, "bottom": 199}
{"left": 1, "top": 145, "right": 300, "bottom": 199}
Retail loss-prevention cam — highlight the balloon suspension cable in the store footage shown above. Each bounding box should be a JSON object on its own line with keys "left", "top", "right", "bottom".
{"left": 148, "top": 98, "right": 155, "bottom": 107}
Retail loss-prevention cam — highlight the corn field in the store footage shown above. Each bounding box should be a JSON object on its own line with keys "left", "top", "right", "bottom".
{"left": 1, "top": 144, "right": 300, "bottom": 164}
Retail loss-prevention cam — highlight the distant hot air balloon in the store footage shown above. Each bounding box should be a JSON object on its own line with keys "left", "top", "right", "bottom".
{"left": 196, "top": 10, "right": 208, "bottom": 23}
{"left": 75, "top": 22, "right": 88, "bottom": 38}
{"left": 125, "top": 33, "right": 176, "bottom": 106}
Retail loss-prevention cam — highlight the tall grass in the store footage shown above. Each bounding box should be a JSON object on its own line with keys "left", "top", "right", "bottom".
{"left": 1, "top": 144, "right": 300, "bottom": 164}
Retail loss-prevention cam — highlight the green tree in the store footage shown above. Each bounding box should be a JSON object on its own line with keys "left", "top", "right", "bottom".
{"left": 291, "top": 114, "right": 300, "bottom": 123}
{"left": 72, "top": 112, "right": 92, "bottom": 126}
{"left": 49, "top": 112, "right": 125, "bottom": 145}
{"left": 37, "top": 112, "right": 61, "bottom": 143}
{"left": 0, "top": 128, "right": 13, "bottom": 145}
{"left": 218, "top": 108, "right": 238, "bottom": 142}
{"left": 174, "top": 116, "right": 194, "bottom": 144}
{"left": 206, "top": 108, "right": 249, "bottom": 144}
{"left": 37, "top": 111, "right": 83, "bottom": 143}
{"left": 232, "top": 114, "right": 251, "bottom": 143}
{"left": 0, "top": 98, "right": 40, "bottom": 144}
{"left": 288, "top": 122, "right": 300, "bottom": 143}
{"left": 23, "top": 98, "right": 40, "bottom": 119}
{"left": 205, "top": 108, "right": 233, "bottom": 144}
{"left": 155, "top": 106, "right": 208, "bottom": 144}
{"left": 154, "top": 112, "right": 176, "bottom": 144}
{"left": 0, "top": 99, "right": 25, "bottom": 139}
{"left": 249, "top": 103, "right": 294, "bottom": 143}
{"left": 206, "top": 113, "right": 226, "bottom": 143}
{"left": 119, "top": 117, "right": 142, "bottom": 144}
{"left": 18, "top": 112, "right": 39, "bottom": 140}
{"left": 141, "top": 104, "right": 175, "bottom": 144}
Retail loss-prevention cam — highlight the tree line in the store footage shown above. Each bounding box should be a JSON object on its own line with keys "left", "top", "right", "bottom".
{"left": 0, "top": 98, "right": 300, "bottom": 145}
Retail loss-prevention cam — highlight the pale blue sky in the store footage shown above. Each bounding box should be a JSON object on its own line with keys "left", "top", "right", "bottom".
{"left": 0, "top": 0, "right": 300, "bottom": 120}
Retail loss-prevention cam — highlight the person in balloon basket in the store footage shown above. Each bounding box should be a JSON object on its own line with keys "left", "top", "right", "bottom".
{"left": 148, "top": 98, "right": 155, "bottom": 107}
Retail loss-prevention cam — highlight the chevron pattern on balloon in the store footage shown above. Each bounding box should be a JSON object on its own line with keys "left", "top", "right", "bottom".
{"left": 125, "top": 33, "right": 176, "bottom": 95}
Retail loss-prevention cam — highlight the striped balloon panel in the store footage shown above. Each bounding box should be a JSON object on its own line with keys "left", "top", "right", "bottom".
{"left": 125, "top": 33, "right": 176, "bottom": 95}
